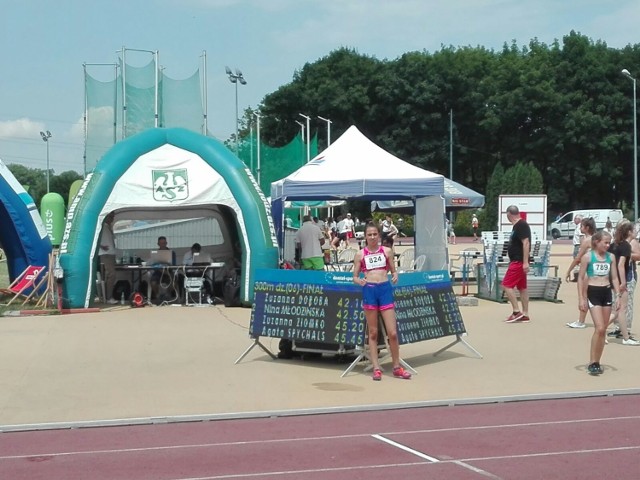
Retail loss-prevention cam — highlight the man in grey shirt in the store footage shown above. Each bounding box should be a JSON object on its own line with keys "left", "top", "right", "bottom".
{"left": 572, "top": 215, "right": 584, "bottom": 258}
{"left": 295, "top": 215, "right": 325, "bottom": 270}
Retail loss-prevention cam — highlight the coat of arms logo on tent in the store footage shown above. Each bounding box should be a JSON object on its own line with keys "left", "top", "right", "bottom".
{"left": 153, "top": 169, "right": 189, "bottom": 201}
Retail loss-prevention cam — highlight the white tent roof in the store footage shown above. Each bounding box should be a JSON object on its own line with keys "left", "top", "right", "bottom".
{"left": 271, "top": 125, "right": 444, "bottom": 201}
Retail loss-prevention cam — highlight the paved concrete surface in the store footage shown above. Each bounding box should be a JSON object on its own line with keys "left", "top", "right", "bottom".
{"left": 0, "top": 240, "right": 638, "bottom": 429}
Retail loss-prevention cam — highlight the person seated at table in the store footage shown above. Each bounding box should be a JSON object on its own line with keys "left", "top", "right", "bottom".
{"left": 183, "top": 242, "right": 202, "bottom": 266}
{"left": 149, "top": 236, "right": 176, "bottom": 302}
{"left": 180, "top": 242, "right": 213, "bottom": 302}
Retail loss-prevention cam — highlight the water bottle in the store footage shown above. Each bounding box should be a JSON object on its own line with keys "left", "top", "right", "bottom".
{"left": 120, "top": 291, "right": 125, "bottom": 305}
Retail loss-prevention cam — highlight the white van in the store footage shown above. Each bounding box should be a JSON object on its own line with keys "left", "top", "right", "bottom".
{"left": 548, "top": 209, "right": 624, "bottom": 239}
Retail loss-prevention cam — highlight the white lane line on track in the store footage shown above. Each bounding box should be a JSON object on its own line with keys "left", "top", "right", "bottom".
{"left": 372, "top": 434, "right": 503, "bottom": 480}
{"left": 157, "top": 445, "right": 640, "bottom": 480}
{"left": 174, "top": 461, "right": 431, "bottom": 479}
{"left": 371, "top": 433, "right": 439, "bottom": 462}
{"left": 452, "top": 460, "right": 503, "bottom": 480}
{"left": 458, "top": 444, "right": 640, "bottom": 463}
{"left": 1, "top": 415, "right": 639, "bottom": 460}
{"left": 383, "top": 414, "right": 640, "bottom": 437}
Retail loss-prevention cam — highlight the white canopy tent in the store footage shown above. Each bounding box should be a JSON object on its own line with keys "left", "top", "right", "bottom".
{"left": 271, "top": 126, "right": 444, "bottom": 200}
{"left": 271, "top": 125, "right": 448, "bottom": 271}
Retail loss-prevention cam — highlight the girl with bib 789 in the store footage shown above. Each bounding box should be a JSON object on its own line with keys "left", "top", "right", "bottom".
{"left": 577, "top": 231, "right": 622, "bottom": 375}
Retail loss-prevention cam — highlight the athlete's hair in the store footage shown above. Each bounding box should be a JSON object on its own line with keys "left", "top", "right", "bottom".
{"left": 591, "top": 230, "right": 611, "bottom": 249}
{"left": 614, "top": 219, "right": 633, "bottom": 244}
{"left": 365, "top": 221, "right": 380, "bottom": 234}
{"left": 581, "top": 217, "right": 596, "bottom": 236}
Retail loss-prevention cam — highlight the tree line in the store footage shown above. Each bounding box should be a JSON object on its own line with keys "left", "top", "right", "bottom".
{"left": 7, "top": 164, "right": 82, "bottom": 208}
{"left": 239, "top": 31, "right": 640, "bottom": 221}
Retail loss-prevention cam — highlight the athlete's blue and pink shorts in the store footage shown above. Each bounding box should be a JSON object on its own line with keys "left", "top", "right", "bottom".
{"left": 362, "top": 281, "right": 395, "bottom": 311}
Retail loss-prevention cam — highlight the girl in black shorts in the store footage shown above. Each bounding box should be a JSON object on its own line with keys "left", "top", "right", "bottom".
{"left": 577, "top": 231, "right": 621, "bottom": 375}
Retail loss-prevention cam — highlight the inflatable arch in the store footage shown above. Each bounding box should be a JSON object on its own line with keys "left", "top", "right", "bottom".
{"left": 0, "top": 159, "right": 52, "bottom": 287}
{"left": 59, "top": 128, "right": 279, "bottom": 308}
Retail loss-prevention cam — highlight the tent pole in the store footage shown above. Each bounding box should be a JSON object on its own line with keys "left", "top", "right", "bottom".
{"left": 121, "top": 47, "right": 127, "bottom": 138}
{"left": 202, "top": 50, "right": 208, "bottom": 134}
{"left": 83, "top": 63, "right": 88, "bottom": 177}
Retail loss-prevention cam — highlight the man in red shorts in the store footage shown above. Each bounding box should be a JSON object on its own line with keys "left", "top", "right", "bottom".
{"left": 502, "top": 205, "right": 531, "bottom": 323}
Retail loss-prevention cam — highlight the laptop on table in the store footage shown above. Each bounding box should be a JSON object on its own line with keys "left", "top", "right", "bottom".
{"left": 192, "top": 252, "right": 213, "bottom": 266}
{"left": 148, "top": 249, "right": 173, "bottom": 266}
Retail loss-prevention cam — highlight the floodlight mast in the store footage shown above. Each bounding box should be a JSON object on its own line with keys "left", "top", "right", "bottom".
{"left": 299, "top": 113, "right": 311, "bottom": 163}
{"left": 226, "top": 66, "right": 247, "bottom": 154}
{"left": 622, "top": 68, "right": 638, "bottom": 220}
{"left": 295, "top": 120, "right": 305, "bottom": 164}
{"left": 317, "top": 116, "right": 332, "bottom": 147}
{"left": 254, "top": 111, "right": 262, "bottom": 185}
{"left": 40, "top": 130, "right": 52, "bottom": 193}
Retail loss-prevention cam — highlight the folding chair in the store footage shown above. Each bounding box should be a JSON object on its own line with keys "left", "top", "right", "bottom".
{"left": 413, "top": 254, "right": 427, "bottom": 271}
{"left": 397, "top": 248, "right": 415, "bottom": 273}
{"left": 0, "top": 265, "right": 47, "bottom": 306}
{"left": 335, "top": 248, "right": 358, "bottom": 271}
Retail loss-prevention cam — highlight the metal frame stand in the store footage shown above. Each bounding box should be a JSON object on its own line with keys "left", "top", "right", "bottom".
{"left": 235, "top": 337, "right": 277, "bottom": 364}
{"left": 433, "top": 333, "right": 483, "bottom": 359}
{"left": 341, "top": 317, "right": 416, "bottom": 377}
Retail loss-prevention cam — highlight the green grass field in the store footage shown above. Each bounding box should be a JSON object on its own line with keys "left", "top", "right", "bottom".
{"left": 0, "top": 258, "right": 10, "bottom": 314}
{"left": 0, "top": 258, "right": 8, "bottom": 288}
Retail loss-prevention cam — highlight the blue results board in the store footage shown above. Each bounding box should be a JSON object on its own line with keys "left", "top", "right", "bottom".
{"left": 250, "top": 269, "right": 466, "bottom": 347}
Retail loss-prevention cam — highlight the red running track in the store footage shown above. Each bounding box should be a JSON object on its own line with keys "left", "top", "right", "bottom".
{"left": 1, "top": 394, "right": 639, "bottom": 479}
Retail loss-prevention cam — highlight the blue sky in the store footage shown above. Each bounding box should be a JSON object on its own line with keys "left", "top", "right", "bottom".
{"left": 0, "top": 0, "right": 638, "bottom": 174}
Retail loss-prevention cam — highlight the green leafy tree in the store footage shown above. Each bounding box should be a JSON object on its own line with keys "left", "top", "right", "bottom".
{"left": 250, "top": 34, "right": 640, "bottom": 215}
{"left": 7, "top": 165, "right": 82, "bottom": 209}
{"left": 50, "top": 171, "right": 84, "bottom": 208}
{"left": 7, "top": 164, "right": 47, "bottom": 206}
{"left": 482, "top": 163, "right": 505, "bottom": 231}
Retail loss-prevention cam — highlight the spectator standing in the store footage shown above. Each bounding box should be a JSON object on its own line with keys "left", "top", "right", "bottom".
{"left": 285, "top": 215, "right": 294, "bottom": 228}
{"left": 344, "top": 213, "right": 356, "bottom": 240}
{"left": 326, "top": 217, "right": 337, "bottom": 243}
{"left": 472, "top": 214, "right": 479, "bottom": 241}
{"left": 99, "top": 212, "right": 118, "bottom": 304}
{"left": 627, "top": 224, "right": 640, "bottom": 336}
{"left": 381, "top": 215, "right": 399, "bottom": 245}
{"left": 603, "top": 218, "right": 613, "bottom": 234}
{"left": 335, "top": 214, "right": 354, "bottom": 249}
{"left": 446, "top": 218, "right": 456, "bottom": 245}
{"left": 332, "top": 215, "right": 345, "bottom": 249}
{"left": 295, "top": 215, "right": 325, "bottom": 270}
{"left": 502, "top": 205, "right": 532, "bottom": 323}
{"left": 571, "top": 215, "right": 584, "bottom": 259}
{"left": 565, "top": 217, "right": 596, "bottom": 328}
{"left": 606, "top": 220, "right": 639, "bottom": 345}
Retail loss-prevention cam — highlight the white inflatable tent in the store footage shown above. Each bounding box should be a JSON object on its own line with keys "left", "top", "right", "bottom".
{"left": 60, "top": 128, "right": 279, "bottom": 308}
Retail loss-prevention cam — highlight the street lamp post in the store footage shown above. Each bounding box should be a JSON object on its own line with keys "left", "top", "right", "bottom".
{"left": 449, "top": 109, "right": 454, "bottom": 180}
{"left": 299, "top": 113, "right": 311, "bottom": 163}
{"left": 225, "top": 66, "right": 247, "bottom": 155}
{"left": 40, "top": 130, "right": 52, "bottom": 193}
{"left": 317, "top": 115, "right": 332, "bottom": 147}
{"left": 295, "top": 120, "right": 305, "bottom": 164}
{"left": 622, "top": 68, "right": 638, "bottom": 221}
{"left": 254, "top": 111, "right": 262, "bottom": 186}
